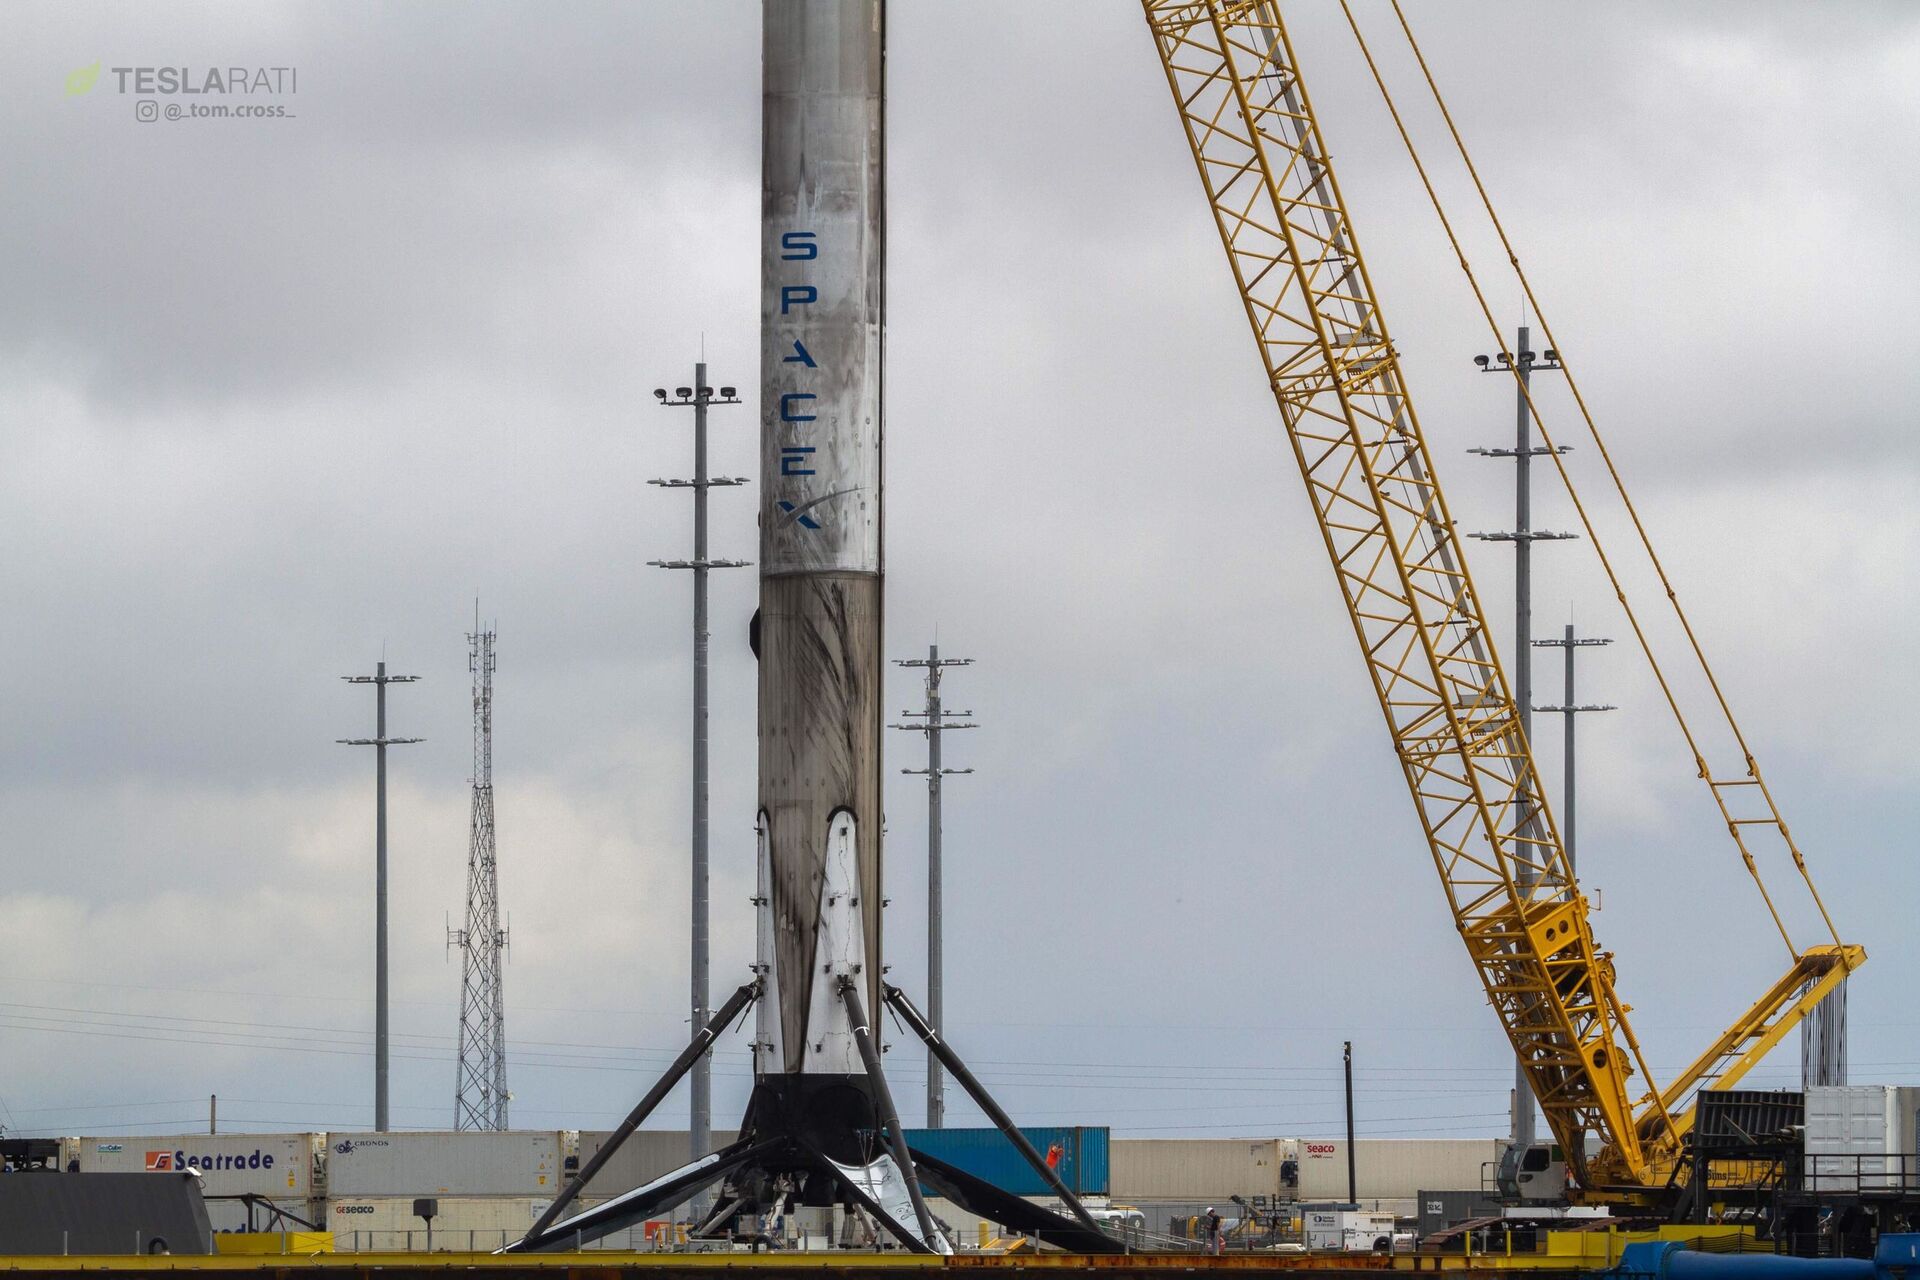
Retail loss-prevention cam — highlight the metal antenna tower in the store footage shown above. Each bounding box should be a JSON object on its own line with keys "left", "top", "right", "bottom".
{"left": 1532, "top": 624, "right": 1615, "bottom": 882}
{"left": 453, "top": 615, "right": 510, "bottom": 1130}
{"left": 338, "top": 660, "right": 422, "bottom": 1133}
{"left": 648, "top": 365, "right": 747, "bottom": 1171}
{"left": 890, "top": 645, "right": 975, "bottom": 1128}
{"left": 1468, "top": 325, "right": 1569, "bottom": 1158}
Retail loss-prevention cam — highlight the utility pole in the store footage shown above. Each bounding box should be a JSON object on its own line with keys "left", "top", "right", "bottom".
{"left": 339, "top": 661, "right": 422, "bottom": 1133}
{"left": 649, "top": 367, "right": 747, "bottom": 1172}
{"left": 1342, "top": 1041, "right": 1356, "bottom": 1204}
{"left": 1531, "top": 624, "right": 1614, "bottom": 882}
{"left": 1469, "top": 327, "right": 1568, "bottom": 1159}
{"left": 890, "top": 645, "right": 975, "bottom": 1128}
{"left": 453, "top": 613, "right": 510, "bottom": 1130}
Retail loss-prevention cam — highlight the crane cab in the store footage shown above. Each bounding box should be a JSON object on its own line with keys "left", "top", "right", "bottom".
{"left": 1497, "top": 1143, "right": 1570, "bottom": 1204}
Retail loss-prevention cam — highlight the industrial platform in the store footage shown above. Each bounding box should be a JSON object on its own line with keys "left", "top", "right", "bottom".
{"left": 0, "top": 1255, "right": 1589, "bottom": 1280}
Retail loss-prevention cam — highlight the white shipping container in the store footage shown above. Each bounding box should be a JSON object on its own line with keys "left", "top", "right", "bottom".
{"left": 1112, "top": 1137, "right": 1500, "bottom": 1203}
{"left": 1805, "top": 1086, "right": 1920, "bottom": 1193}
{"left": 1296, "top": 1141, "right": 1505, "bottom": 1202}
{"left": 74, "top": 1133, "right": 318, "bottom": 1198}
{"left": 576, "top": 1130, "right": 739, "bottom": 1200}
{"left": 326, "top": 1131, "right": 563, "bottom": 1197}
{"left": 203, "top": 1197, "right": 326, "bottom": 1235}
{"left": 1110, "top": 1139, "right": 1283, "bottom": 1201}
{"left": 328, "top": 1196, "right": 551, "bottom": 1252}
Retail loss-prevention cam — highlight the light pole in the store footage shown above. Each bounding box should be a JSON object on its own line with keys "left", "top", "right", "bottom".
{"left": 339, "top": 661, "right": 422, "bottom": 1133}
{"left": 891, "top": 646, "right": 975, "bottom": 1128}
{"left": 649, "top": 369, "right": 748, "bottom": 1171}
{"left": 1469, "top": 327, "right": 1569, "bottom": 1159}
{"left": 1531, "top": 624, "right": 1614, "bottom": 882}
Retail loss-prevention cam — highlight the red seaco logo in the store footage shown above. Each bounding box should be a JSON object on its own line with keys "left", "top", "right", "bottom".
{"left": 1305, "top": 1142, "right": 1338, "bottom": 1158}
{"left": 145, "top": 1152, "right": 176, "bottom": 1171}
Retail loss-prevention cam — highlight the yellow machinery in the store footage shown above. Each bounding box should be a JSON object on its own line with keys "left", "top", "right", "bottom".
{"left": 1136, "top": 1, "right": 1862, "bottom": 1202}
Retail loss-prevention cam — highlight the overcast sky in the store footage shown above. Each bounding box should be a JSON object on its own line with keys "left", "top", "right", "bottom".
{"left": 1, "top": 1, "right": 1914, "bottom": 1148}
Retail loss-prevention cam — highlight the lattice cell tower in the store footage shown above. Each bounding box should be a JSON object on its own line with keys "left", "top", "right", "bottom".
{"left": 452, "top": 617, "right": 509, "bottom": 1130}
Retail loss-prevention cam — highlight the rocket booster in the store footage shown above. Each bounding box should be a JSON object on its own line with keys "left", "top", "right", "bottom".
{"left": 756, "top": 0, "right": 886, "bottom": 1079}
{"left": 515, "top": 6, "right": 1108, "bottom": 1253}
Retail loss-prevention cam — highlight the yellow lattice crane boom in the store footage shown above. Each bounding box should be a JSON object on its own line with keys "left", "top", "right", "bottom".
{"left": 1137, "top": 1, "right": 1862, "bottom": 1197}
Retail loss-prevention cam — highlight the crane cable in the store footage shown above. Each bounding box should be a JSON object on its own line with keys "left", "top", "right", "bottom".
{"left": 1331, "top": 0, "right": 1845, "bottom": 960}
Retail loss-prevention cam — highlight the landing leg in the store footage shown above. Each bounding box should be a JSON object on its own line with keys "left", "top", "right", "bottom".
{"left": 884, "top": 984, "right": 1123, "bottom": 1253}
{"left": 518, "top": 979, "right": 759, "bottom": 1248}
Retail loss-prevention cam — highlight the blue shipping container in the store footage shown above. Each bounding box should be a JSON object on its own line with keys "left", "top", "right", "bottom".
{"left": 903, "top": 1126, "right": 1109, "bottom": 1197}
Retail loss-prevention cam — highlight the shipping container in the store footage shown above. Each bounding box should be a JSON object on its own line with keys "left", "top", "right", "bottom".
{"left": 202, "top": 1196, "right": 326, "bottom": 1235}
{"left": 1296, "top": 1141, "right": 1504, "bottom": 1202}
{"left": 325, "top": 1131, "right": 564, "bottom": 1197}
{"left": 1804, "top": 1086, "right": 1920, "bottom": 1193}
{"left": 904, "top": 1127, "right": 1108, "bottom": 1197}
{"left": 576, "top": 1130, "right": 740, "bottom": 1200}
{"left": 1113, "top": 1139, "right": 1283, "bottom": 1201}
{"left": 74, "top": 1134, "right": 319, "bottom": 1199}
{"left": 328, "top": 1196, "right": 551, "bottom": 1252}
{"left": 1111, "top": 1138, "right": 1500, "bottom": 1203}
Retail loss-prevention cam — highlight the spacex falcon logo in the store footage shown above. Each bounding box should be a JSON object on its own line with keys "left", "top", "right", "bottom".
{"left": 776, "top": 488, "right": 857, "bottom": 531}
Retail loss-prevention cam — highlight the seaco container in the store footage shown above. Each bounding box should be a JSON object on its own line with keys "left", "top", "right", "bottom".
{"left": 75, "top": 1134, "right": 318, "bottom": 1199}
{"left": 327, "top": 1196, "right": 551, "bottom": 1252}
{"left": 903, "top": 1126, "right": 1109, "bottom": 1197}
{"left": 325, "top": 1131, "right": 563, "bottom": 1198}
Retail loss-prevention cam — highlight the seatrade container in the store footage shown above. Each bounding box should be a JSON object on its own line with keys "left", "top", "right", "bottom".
{"left": 75, "top": 1134, "right": 317, "bottom": 1198}
{"left": 325, "top": 1131, "right": 563, "bottom": 1197}
{"left": 903, "top": 1127, "right": 1109, "bottom": 1197}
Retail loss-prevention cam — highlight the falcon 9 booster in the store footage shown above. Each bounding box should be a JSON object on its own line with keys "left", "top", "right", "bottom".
{"left": 512, "top": 2, "right": 1115, "bottom": 1255}
{"left": 754, "top": 0, "right": 888, "bottom": 1094}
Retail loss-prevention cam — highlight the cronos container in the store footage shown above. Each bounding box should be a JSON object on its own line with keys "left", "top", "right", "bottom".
{"left": 325, "top": 1131, "right": 563, "bottom": 1197}
{"left": 75, "top": 1134, "right": 318, "bottom": 1198}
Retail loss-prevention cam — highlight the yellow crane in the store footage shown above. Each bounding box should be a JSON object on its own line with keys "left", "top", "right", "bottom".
{"left": 1137, "top": 1, "right": 1862, "bottom": 1200}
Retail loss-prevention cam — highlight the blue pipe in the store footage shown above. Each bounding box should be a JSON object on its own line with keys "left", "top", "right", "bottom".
{"left": 1613, "top": 1236, "right": 1920, "bottom": 1280}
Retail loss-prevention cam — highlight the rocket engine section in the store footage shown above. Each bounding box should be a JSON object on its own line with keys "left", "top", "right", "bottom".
{"left": 756, "top": 0, "right": 887, "bottom": 1083}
